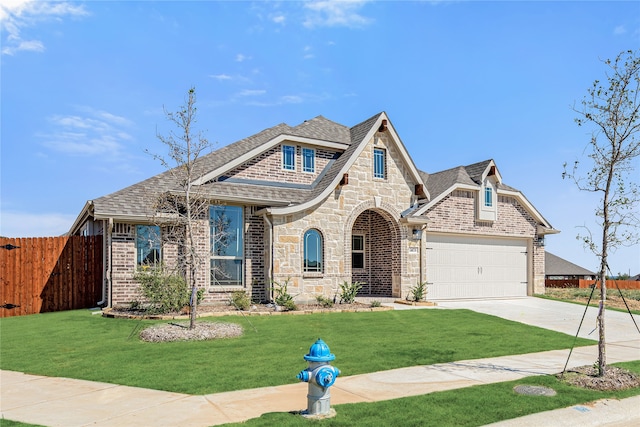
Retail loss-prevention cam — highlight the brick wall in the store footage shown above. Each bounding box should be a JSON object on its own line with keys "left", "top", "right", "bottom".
{"left": 424, "top": 190, "right": 546, "bottom": 294}
{"left": 225, "top": 145, "right": 339, "bottom": 185}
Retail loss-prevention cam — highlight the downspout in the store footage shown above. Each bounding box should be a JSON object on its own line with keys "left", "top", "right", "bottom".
{"left": 97, "top": 218, "right": 113, "bottom": 308}
{"left": 96, "top": 219, "right": 107, "bottom": 306}
{"left": 262, "top": 213, "right": 273, "bottom": 302}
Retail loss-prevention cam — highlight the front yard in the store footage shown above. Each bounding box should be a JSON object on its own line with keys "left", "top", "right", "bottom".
{"left": 0, "top": 308, "right": 595, "bottom": 395}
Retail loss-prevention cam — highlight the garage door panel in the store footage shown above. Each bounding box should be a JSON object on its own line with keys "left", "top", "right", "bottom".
{"left": 426, "top": 234, "right": 527, "bottom": 300}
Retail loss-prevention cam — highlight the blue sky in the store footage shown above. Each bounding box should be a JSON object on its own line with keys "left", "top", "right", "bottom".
{"left": 1, "top": 0, "right": 639, "bottom": 275}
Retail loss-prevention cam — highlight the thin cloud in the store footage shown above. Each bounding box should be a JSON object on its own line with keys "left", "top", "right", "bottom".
{"left": 613, "top": 25, "right": 626, "bottom": 35}
{"left": 303, "top": 0, "right": 372, "bottom": 29}
{"left": 272, "top": 14, "right": 286, "bottom": 25}
{"left": 0, "top": 211, "right": 76, "bottom": 237}
{"left": 39, "top": 107, "right": 134, "bottom": 157}
{"left": 210, "top": 73, "right": 233, "bottom": 81}
{"left": 237, "top": 89, "right": 267, "bottom": 97}
{"left": 236, "top": 53, "right": 251, "bottom": 62}
{"left": 1, "top": 0, "right": 89, "bottom": 55}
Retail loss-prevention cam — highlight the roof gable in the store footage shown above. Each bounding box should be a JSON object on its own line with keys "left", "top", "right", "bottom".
{"left": 262, "top": 112, "right": 428, "bottom": 215}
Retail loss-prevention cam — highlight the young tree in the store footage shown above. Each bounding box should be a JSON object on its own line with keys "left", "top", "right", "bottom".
{"left": 150, "top": 87, "right": 212, "bottom": 329}
{"left": 563, "top": 50, "right": 640, "bottom": 376}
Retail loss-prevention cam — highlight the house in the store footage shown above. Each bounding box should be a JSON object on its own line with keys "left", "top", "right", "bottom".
{"left": 545, "top": 252, "right": 596, "bottom": 280}
{"left": 70, "top": 112, "right": 558, "bottom": 307}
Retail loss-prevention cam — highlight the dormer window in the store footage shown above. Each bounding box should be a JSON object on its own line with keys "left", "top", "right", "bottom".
{"left": 373, "top": 148, "right": 386, "bottom": 179}
{"left": 302, "top": 147, "right": 315, "bottom": 173}
{"left": 282, "top": 145, "right": 295, "bottom": 171}
{"left": 484, "top": 186, "right": 493, "bottom": 207}
{"left": 478, "top": 179, "right": 497, "bottom": 221}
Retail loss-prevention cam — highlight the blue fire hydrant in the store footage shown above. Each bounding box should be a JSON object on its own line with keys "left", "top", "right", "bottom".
{"left": 297, "top": 338, "right": 340, "bottom": 416}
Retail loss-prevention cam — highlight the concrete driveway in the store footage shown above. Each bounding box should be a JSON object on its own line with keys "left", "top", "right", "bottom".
{"left": 434, "top": 296, "right": 640, "bottom": 345}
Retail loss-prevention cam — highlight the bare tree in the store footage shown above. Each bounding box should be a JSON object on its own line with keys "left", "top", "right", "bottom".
{"left": 150, "top": 87, "right": 212, "bottom": 329}
{"left": 563, "top": 50, "right": 640, "bottom": 376}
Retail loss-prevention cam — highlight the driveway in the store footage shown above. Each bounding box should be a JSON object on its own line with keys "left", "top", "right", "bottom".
{"left": 434, "top": 297, "right": 640, "bottom": 345}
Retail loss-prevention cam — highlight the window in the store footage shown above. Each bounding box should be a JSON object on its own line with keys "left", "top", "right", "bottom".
{"left": 302, "top": 147, "right": 315, "bottom": 173}
{"left": 373, "top": 148, "right": 386, "bottom": 179}
{"left": 303, "top": 229, "right": 323, "bottom": 273}
{"left": 282, "top": 145, "right": 295, "bottom": 171}
{"left": 484, "top": 186, "right": 493, "bottom": 207}
{"left": 210, "top": 205, "right": 244, "bottom": 286}
{"left": 352, "top": 234, "right": 365, "bottom": 269}
{"left": 136, "top": 225, "right": 161, "bottom": 268}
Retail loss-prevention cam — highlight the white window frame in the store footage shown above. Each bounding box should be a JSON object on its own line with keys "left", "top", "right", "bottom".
{"left": 373, "top": 148, "right": 386, "bottom": 179}
{"left": 282, "top": 145, "right": 295, "bottom": 171}
{"left": 302, "top": 147, "right": 315, "bottom": 173}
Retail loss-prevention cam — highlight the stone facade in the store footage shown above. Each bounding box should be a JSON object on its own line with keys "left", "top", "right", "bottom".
{"left": 269, "top": 132, "right": 420, "bottom": 302}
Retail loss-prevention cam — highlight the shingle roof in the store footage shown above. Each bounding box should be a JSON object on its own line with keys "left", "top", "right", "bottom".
{"left": 420, "top": 159, "right": 521, "bottom": 201}
{"left": 545, "top": 252, "right": 596, "bottom": 276}
{"left": 89, "top": 114, "right": 364, "bottom": 219}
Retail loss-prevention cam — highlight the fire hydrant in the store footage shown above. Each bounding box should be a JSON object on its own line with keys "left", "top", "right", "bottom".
{"left": 296, "top": 338, "right": 340, "bottom": 416}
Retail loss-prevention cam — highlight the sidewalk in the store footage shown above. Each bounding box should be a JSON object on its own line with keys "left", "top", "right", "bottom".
{"left": 2, "top": 339, "right": 639, "bottom": 427}
{"left": 2, "top": 298, "right": 639, "bottom": 426}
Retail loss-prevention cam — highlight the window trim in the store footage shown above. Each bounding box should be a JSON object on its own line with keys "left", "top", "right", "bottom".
{"left": 303, "top": 228, "right": 323, "bottom": 273}
{"left": 373, "top": 148, "right": 386, "bottom": 179}
{"left": 136, "top": 225, "right": 162, "bottom": 270}
{"left": 302, "top": 147, "right": 315, "bottom": 173}
{"left": 484, "top": 186, "right": 493, "bottom": 207}
{"left": 282, "top": 144, "right": 296, "bottom": 171}
{"left": 352, "top": 234, "right": 365, "bottom": 269}
{"left": 210, "top": 205, "right": 244, "bottom": 287}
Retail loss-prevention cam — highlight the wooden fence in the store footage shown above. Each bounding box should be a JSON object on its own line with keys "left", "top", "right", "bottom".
{"left": 0, "top": 236, "right": 103, "bottom": 317}
{"left": 546, "top": 278, "right": 640, "bottom": 290}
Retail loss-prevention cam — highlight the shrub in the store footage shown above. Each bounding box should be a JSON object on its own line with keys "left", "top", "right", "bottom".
{"left": 271, "top": 278, "right": 297, "bottom": 311}
{"left": 370, "top": 300, "right": 382, "bottom": 308}
{"left": 408, "top": 281, "right": 428, "bottom": 302}
{"left": 133, "top": 266, "right": 190, "bottom": 314}
{"left": 316, "top": 295, "right": 334, "bottom": 308}
{"left": 230, "top": 291, "right": 251, "bottom": 311}
{"left": 339, "top": 281, "right": 363, "bottom": 304}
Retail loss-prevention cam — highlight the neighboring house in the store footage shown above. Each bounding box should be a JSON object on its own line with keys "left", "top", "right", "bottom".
{"left": 545, "top": 252, "right": 596, "bottom": 280}
{"left": 70, "top": 112, "right": 558, "bottom": 307}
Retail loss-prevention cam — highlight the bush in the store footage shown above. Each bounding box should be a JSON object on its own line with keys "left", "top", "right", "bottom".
{"left": 271, "top": 278, "right": 297, "bottom": 311}
{"left": 230, "top": 291, "right": 251, "bottom": 311}
{"left": 339, "top": 281, "right": 363, "bottom": 304}
{"left": 316, "top": 295, "right": 334, "bottom": 308}
{"left": 133, "top": 266, "right": 190, "bottom": 314}
{"left": 370, "top": 300, "right": 382, "bottom": 308}
{"left": 408, "top": 281, "right": 428, "bottom": 302}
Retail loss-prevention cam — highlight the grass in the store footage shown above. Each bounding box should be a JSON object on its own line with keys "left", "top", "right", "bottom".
{"left": 540, "top": 288, "right": 640, "bottom": 315}
{"left": 224, "top": 360, "right": 640, "bottom": 426}
{"left": 0, "top": 308, "right": 595, "bottom": 395}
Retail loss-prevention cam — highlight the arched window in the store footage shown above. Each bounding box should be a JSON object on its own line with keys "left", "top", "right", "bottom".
{"left": 304, "top": 229, "right": 323, "bottom": 273}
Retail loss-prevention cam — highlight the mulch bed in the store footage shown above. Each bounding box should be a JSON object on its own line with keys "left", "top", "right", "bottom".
{"left": 559, "top": 365, "right": 640, "bottom": 391}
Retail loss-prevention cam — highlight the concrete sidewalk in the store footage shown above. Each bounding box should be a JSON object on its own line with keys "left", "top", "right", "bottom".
{"left": 2, "top": 298, "right": 639, "bottom": 426}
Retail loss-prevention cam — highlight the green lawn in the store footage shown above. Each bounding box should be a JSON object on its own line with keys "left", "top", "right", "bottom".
{"left": 0, "top": 308, "right": 595, "bottom": 395}
{"left": 224, "top": 361, "right": 640, "bottom": 426}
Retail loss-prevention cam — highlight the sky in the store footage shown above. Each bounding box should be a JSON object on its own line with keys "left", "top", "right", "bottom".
{"left": 1, "top": 0, "right": 639, "bottom": 276}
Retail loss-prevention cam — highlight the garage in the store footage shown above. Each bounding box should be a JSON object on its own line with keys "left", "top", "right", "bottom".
{"left": 425, "top": 234, "right": 528, "bottom": 300}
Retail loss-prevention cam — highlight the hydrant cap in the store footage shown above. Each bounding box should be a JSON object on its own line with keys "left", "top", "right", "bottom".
{"left": 304, "top": 338, "right": 335, "bottom": 362}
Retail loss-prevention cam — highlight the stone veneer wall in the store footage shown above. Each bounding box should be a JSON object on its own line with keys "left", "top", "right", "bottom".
{"left": 425, "top": 190, "right": 545, "bottom": 295}
{"left": 270, "top": 131, "right": 420, "bottom": 303}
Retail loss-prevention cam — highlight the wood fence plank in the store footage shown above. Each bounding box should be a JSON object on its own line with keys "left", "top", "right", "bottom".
{"left": 0, "top": 236, "right": 102, "bottom": 317}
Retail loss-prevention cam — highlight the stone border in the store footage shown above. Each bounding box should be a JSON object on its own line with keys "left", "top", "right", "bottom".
{"left": 394, "top": 300, "right": 438, "bottom": 307}
{"left": 102, "top": 305, "right": 393, "bottom": 320}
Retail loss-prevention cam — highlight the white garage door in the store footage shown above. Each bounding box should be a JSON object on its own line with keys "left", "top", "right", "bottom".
{"left": 425, "top": 234, "right": 528, "bottom": 300}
